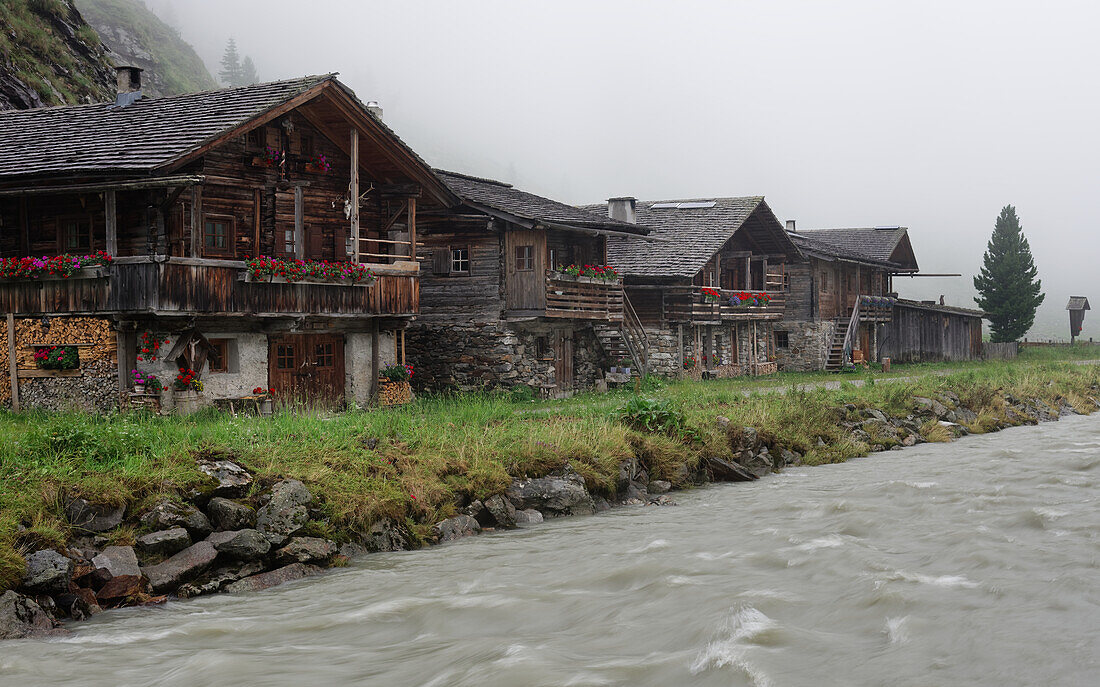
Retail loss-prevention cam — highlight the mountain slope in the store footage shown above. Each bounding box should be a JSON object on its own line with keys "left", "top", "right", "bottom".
{"left": 75, "top": 0, "right": 216, "bottom": 98}
{"left": 0, "top": 0, "right": 114, "bottom": 110}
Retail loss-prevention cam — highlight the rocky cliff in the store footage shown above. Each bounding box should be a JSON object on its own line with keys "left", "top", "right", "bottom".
{"left": 75, "top": 0, "right": 217, "bottom": 98}
{"left": 0, "top": 0, "right": 114, "bottom": 110}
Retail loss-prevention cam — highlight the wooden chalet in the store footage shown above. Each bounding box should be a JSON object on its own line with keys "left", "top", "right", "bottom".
{"left": 408, "top": 171, "right": 651, "bottom": 394}
{"left": 583, "top": 197, "right": 803, "bottom": 377}
{"left": 0, "top": 68, "right": 455, "bottom": 412}
{"left": 783, "top": 225, "right": 984, "bottom": 369}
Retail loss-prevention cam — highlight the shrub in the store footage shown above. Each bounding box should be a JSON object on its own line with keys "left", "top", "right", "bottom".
{"left": 34, "top": 345, "right": 79, "bottom": 370}
{"left": 617, "top": 395, "right": 691, "bottom": 437}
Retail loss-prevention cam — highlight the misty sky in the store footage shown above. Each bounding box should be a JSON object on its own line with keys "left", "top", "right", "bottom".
{"left": 155, "top": 0, "right": 1099, "bottom": 338}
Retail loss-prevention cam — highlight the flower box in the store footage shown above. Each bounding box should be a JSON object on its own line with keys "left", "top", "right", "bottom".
{"left": 548, "top": 271, "right": 620, "bottom": 285}
{"left": 377, "top": 379, "right": 412, "bottom": 406}
{"left": 304, "top": 163, "right": 328, "bottom": 174}
{"left": 240, "top": 272, "right": 373, "bottom": 287}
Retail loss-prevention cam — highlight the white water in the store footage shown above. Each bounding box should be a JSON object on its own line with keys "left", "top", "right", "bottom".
{"left": 3, "top": 415, "right": 1099, "bottom": 686}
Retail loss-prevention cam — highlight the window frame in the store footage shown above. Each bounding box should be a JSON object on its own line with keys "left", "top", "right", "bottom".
{"left": 57, "top": 215, "right": 93, "bottom": 254}
{"left": 202, "top": 213, "right": 236, "bottom": 258}
{"left": 514, "top": 244, "right": 534, "bottom": 272}
{"left": 208, "top": 339, "right": 229, "bottom": 373}
{"left": 775, "top": 330, "right": 790, "bottom": 349}
{"left": 450, "top": 246, "right": 470, "bottom": 274}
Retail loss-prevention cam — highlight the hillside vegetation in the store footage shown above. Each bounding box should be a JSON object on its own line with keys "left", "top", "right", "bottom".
{"left": 0, "top": 0, "right": 114, "bottom": 109}
{"left": 75, "top": 0, "right": 217, "bottom": 98}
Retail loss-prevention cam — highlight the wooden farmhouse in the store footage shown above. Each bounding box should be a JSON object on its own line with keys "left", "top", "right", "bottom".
{"left": 782, "top": 225, "right": 985, "bottom": 369}
{"left": 583, "top": 197, "right": 803, "bottom": 377}
{"left": 0, "top": 68, "right": 457, "bottom": 412}
{"left": 408, "top": 171, "right": 651, "bottom": 395}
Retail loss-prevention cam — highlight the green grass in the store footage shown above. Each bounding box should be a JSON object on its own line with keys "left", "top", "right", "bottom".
{"left": 1, "top": 356, "right": 1097, "bottom": 591}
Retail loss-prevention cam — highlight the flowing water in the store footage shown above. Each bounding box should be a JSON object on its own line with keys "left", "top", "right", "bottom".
{"left": 3, "top": 415, "right": 1099, "bottom": 687}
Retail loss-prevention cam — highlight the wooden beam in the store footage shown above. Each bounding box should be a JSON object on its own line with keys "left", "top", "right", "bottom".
{"left": 253, "top": 188, "right": 261, "bottom": 256}
{"left": 18, "top": 197, "right": 30, "bottom": 255}
{"left": 189, "top": 185, "right": 202, "bottom": 257}
{"left": 104, "top": 189, "right": 117, "bottom": 256}
{"left": 7, "top": 313, "right": 19, "bottom": 413}
{"left": 407, "top": 196, "right": 416, "bottom": 259}
{"left": 294, "top": 185, "right": 304, "bottom": 260}
{"left": 370, "top": 320, "right": 380, "bottom": 404}
{"left": 384, "top": 201, "right": 406, "bottom": 232}
{"left": 0, "top": 175, "right": 205, "bottom": 197}
{"left": 350, "top": 127, "right": 360, "bottom": 263}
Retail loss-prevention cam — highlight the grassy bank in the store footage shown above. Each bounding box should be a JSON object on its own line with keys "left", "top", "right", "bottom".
{"left": 2, "top": 352, "right": 1098, "bottom": 591}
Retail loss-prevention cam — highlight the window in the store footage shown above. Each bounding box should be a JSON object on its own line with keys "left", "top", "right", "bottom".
{"left": 60, "top": 218, "right": 92, "bottom": 252}
{"left": 203, "top": 215, "right": 234, "bottom": 257}
{"left": 300, "top": 133, "right": 314, "bottom": 158}
{"left": 820, "top": 270, "right": 830, "bottom": 292}
{"left": 314, "top": 341, "right": 335, "bottom": 368}
{"left": 246, "top": 127, "right": 265, "bottom": 149}
{"left": 208, "top": 339, "right": 229, "bottom": 373}
{"left": 783, "top": 272, "right": 791, "bottom": 293}
{"left": 515, "top": 245, "right": 534, "bottom": 271}
{"left": 450, "top": 247, "right": 470, "bottom": 274}
{"left": 276, "top": 344, "right": 296, "bottom": 370}
{"left": 775, "top": 331, "right": 790, "bottom": 349}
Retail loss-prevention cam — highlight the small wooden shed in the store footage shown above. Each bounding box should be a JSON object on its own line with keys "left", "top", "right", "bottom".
{"left": 1067, "top": 296, "right": 1090, "bottom": 342}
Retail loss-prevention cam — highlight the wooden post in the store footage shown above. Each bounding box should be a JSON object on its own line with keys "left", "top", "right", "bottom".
{"left": 116, "top": 328, "right": 129, "bottom": 400}
{"left": 350, "top": 128, "right": 360, "bottom": 263}
{"left": 7, "top": 313, "right": 19, "bottom": 413}
{"left": 370, "top": 321, "right": 380, "bottom": 404}
{"left": 400, "top": 329, "right": 406, "bottom": 365}
{"left": 744, "top": 256, "right": 751, "bottom": 290}
{"left": 104, "top": 190, "right": 118, "bottom": 256}
{"left": 407, "top": 196, "right": 417, "bottom": 260}
{"left": 253, "top": 189, "right": 262, "bottom": 256}
{"left": 761, "top": 258, "right": 768, "bottom": 292}
{"left": 18, "top": 198, "right": 30, "bottom": 255}
{"left": 677, "top": 323, "right": 684, "bottom": 379}
{"left": 189, "top": 186, "right": 203, "bottom": 257}
{"left": 293, "top": 185, "right": 304, "bottom": 260}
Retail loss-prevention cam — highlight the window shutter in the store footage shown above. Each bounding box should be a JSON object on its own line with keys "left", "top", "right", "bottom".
{"left": 432, "top": 247, "right": 451, "bottom": 275}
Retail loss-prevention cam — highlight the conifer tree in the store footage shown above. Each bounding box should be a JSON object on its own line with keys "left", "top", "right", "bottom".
{"left": 973, "top": 205, "right": 1045, "bottom": 342}
{"left": 219, "top": 38, "right": 242, "bottom": 86}
{"left": 240, "top": 56, "right": 259, "bottom": 86}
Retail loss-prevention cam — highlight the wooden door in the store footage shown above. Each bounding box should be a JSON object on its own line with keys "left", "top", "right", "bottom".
{"left": 504, "top": 229, "right": 546, "bottom": 312}
{"left": 552, "top": 330, "right": 574, "bottom": 391}
{"left": 859, "top": 326, "right": 871, "bottom": 361}
{"left": 268, "top": 334, "right": 345, "bottom": 405}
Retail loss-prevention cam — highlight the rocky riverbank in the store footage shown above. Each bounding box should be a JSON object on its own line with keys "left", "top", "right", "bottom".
{"left": 2, "top": 382, "right": 1097, "bottom": 640}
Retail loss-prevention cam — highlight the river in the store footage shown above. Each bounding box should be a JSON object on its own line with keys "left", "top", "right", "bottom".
{"left": 3, "top": 414, "right": 1098, "bottom": 686}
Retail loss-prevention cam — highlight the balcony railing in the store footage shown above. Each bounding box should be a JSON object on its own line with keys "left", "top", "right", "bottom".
{"left": 544, "top": 271, "right": 624, "bottom": 321}
{"left": 664, "top": 287, "right": 786, "bottom": 323}
{"left": 0, "top": 256, "right": 418, "bottom": 317}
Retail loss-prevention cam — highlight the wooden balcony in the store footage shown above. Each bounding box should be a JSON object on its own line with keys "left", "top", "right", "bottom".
{"left": 664, "top": 287, "right": 786, "bottom": 323}
{"left": 544, "top": 272, "right": 624, "bottom": 321}
{"left": 0, "top": 257, "right": 418, "bottom": 318}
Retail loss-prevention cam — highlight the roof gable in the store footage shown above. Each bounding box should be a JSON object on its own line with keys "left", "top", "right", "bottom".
{"left": 584, "top": 197, "right": 800, "bottom": 278}
{"left": 793, "top": 227, "right": 919, "bottom": 271}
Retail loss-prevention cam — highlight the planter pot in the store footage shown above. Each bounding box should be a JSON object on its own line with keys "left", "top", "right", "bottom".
{"left": 377, "top": 379, "right": 413, "bottom": 406}
{"left": 622, "top": 368, "right": 631, "bottom": 375}
{"left": 304, "top": 163, "right": 329, "bottom": 174}
{"left": 133, "top": 384, "right": 145, "bottom": 395}
{"left": 173, "top": 389, "right": 202, "bottom": 415}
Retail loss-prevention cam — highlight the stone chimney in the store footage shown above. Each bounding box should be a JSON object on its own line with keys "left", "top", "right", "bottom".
{"left": 786, "top": 219, "right": 797, "bottom": 233}
{"left": 365, "top": 100, "right": 383, "bottom": 120}
{"left": 114, "top": 65, "right": 143, "bottom": 107}
{"left": 607, "top": 197, "right": 637, "bottom": 224}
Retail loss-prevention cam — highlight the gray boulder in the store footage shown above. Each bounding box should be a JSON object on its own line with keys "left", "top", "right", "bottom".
{"left": 505, "top": 471, "right": 595, "bottom": 517}
{"left": 91, "top": 546, "right": 140, "bottom": 578}
{"left": 205, "top": 529, "right": 271, "bottom": 560}
{"left": 64, "top": 497, "right": 125, "bottom": 533}
{"left": 141, "top": 541, "right": 218, "bottom": 593}
{"left": 649, "top": 480, "right": 672, "bottom": 494}
{"left": 623, "top": 481, "right": 648, "bottom": 504}
{"left": 256, "top": 480, "right": 311, "bottom": 540}
{"left": 434, "top": 515, "right": 481, "bottom": 542}
{"left": 362, "top": 517, "right": 409, "bottom": 552}
{"left": 224, "top": 563, "right": 322, "bottom": 594}
{"left": 514, "top": 509, "right": 544, "bottom": 525}
{"left": 176, "top": 561, "right": 265, "bottom": 599}
{"left": 483, "top": 494, "right": 517, "bottom": 529}
{"left": 0, "top": 591, "right": 67, "bottom": 640}
{"left": 274, "top": 537, "right": 337, "bottom": 566}
{"left": 207, "top": 497, "right": 256, "bottom": 531}
{"left": 21, "top": 550, "right": 73, "bottom": 594}
{"left": 197, "top": 459, "right": 254, "bottom": 498}
{"left": 141, "top": 501, "right": 213, "bottom": 539}
{"left": 136, "top": 528, "right": 192, "bottom": 557}
{"left": 705, "top": 456, "right": 757, "bottom": 482}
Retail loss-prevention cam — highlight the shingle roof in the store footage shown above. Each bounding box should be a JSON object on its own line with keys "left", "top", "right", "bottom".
{"left": 787, "top": 231, "right": 901, "bottom": 269}
{"left": 1066, "top": 296, "right": 1090, "bottom": 311}
{"left": 581, "top": 197, "right": 798, "bottom": 278}
{"left": 0, "top": 75, "right": 336, "bottom": 179}
{"left": 792, "top": 227, "right": 917, "bottom": 270}
{"left": 436, "top": 170, "right": 648, "bottom": 235}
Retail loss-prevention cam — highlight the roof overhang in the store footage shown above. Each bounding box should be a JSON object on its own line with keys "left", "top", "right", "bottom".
{"left": 0, "top": 175, "right": 205, "bottom": 197}
{"left": 461, "top": 198, "right": 661, "bottom": 241}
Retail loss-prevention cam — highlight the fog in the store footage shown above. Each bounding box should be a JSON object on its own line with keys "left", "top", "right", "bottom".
{"left": 155, "top": 0, "right": 1099, "bottom": 339}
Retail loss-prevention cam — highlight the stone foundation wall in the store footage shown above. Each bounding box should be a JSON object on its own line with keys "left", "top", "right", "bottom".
{"left": 406, "top": 322, "right": 609, "bottom": 394}
{"left": 4, "top": 316, "right": 118, "bottom": 413}
{"left": 773, "top": 319, "right": 836, "bottom": 372}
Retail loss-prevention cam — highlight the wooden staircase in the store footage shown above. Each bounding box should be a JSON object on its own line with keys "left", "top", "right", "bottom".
{"left": 825, "top": 318, "right": 848, "bottom": 370}
{"left": 594, "top": 291, "right": 650, "bottom": 377}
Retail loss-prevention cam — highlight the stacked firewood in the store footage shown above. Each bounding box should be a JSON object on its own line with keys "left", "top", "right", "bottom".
{"left": 14, "top": 316, "right": 115, "bottom": 368}
{"left": 377, "top": 380, "right": 413, "bottom": 406}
